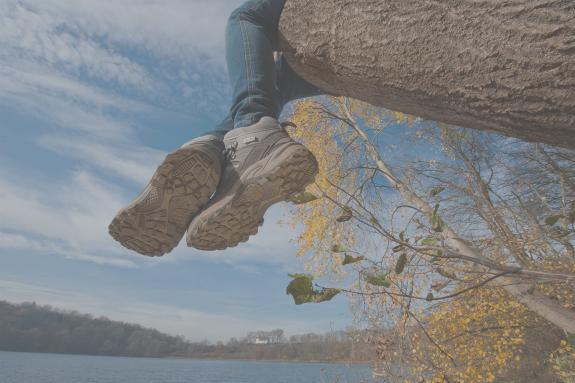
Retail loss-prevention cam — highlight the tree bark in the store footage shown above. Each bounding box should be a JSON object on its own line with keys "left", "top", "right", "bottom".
{"left": 279, "top": 0, "right": 575, "bottom": 148}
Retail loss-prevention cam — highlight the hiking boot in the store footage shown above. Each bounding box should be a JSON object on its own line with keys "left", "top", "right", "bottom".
{"left": 186, "top": 117, "right": 318, "bottom": 251}
{"left": 109, "top": 133, "right": 225, "bottom": 256}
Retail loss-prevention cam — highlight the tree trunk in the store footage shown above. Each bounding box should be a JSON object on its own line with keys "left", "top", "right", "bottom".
{"left": 279, "top": 0, "right": 575, "bottom": 148}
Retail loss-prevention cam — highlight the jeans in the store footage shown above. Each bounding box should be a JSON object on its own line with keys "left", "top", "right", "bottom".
{"left": 213, "top": 0, "right": 323, "bottom": 134}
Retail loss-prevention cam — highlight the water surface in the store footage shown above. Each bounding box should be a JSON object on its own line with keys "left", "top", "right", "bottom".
{"left": 0, "top": 351, "right": 373, "bottom": 383}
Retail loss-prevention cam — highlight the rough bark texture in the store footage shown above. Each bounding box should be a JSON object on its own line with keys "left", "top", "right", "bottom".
{"left": 279, "top": 0, "right": 575, "bottom": 148}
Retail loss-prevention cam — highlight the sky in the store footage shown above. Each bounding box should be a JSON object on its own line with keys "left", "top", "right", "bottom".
{"left": 0, "top": 0, "right": 352, "bottom": 342}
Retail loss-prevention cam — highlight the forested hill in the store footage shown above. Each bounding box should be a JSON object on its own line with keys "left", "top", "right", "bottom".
{"left": 0, "top": 301, "right": 371, "bottom": 361}
{"left": 0, "top": 301, "right": 193, "bottom": 357}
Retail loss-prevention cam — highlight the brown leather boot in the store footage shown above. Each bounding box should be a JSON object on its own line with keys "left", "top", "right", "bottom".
{"left": 109, "top": 133, "right": 224, "bottom": 256}
{"left": 187, "top": 117, "right": 318, "bottom": 251}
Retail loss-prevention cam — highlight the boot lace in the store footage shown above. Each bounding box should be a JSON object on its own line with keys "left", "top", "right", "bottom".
{"left": 224, "top": 141, "right": 238, "bottom": 161}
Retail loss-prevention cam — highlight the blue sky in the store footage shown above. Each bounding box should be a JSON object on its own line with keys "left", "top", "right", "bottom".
{"left": 0, "top": 0, "right": 352, "bottom": 342}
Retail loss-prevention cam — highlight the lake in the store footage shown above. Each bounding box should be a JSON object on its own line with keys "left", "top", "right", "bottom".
{"left": 0, "top": 351, "right": 374, "bottom": 383}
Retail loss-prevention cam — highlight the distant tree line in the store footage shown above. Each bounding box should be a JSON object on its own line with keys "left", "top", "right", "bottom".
{"left": 0, "top": 301, "right": 372, "bottom": 362}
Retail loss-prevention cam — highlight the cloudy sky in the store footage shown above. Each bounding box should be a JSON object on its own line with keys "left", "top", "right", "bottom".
{"left": 0, "top": 0, "right": 351, "bottom": 342}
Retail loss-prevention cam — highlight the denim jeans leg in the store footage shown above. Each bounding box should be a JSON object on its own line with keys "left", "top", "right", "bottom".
{"left": 226, "top": 0, "right": 286, "bottom": 129}
{"left": 223, "top": 0, "right": 325, "bottom": 133}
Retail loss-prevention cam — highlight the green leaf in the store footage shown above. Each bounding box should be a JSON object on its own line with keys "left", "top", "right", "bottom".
{"left": 437, "top": 268, "right": 457, "bottom": 280}
{"left": 429, "top": 204, "right": 445, "bottom": 232}
{"left": 331, "top": 244, "right": 346, "bottom": 253}
{"left": 286, "top": 274, "right": 314, "bottom": 305}
{"left": 545, "top": 214, "right": 563, "bottom": 226}
{"left": 426, "top": 293, "right": 434, "bottom": 302}
{"left": 289, "top": 192, "right": 319, "bottom": 205}
{"left": 395, "top": 253, "right": 407, "bottom": 274}
{"left": 421, "top": 236, "right": 439, "bottom": 246}
{"left": 431, "top": 216, "right": 444, "bottom": 232}
{"left": 342, "top": 254, "right": 365, "bottom": 265}
{"left": 336, "top": 207, "right": 353, "bottom": 223}
{"left": 288, "top": 273, "right": 313, "bottom": 280}
{"left": 285, "top": 274, "right": 340, "bottom": 305}
{"left": 310, "top": 288, "right": 341, "bottom": 303}
{"left": 429, "top": 186, "right": 445, "bottom": 197}
{"left": 364, "top": 273, "right": 392, "bottom": 288}
{"left": 567, "top": 333, "right": 575, "bottom": 348}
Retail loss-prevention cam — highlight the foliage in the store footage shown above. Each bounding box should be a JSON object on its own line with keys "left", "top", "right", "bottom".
{"left": 0, "top": 301, "right": 373, "bottom": 362}
{"left": 286, "top": 100, "right": 358, "bottom": 274}
{"left": 342, "top": 254, "right": 365, "bottom": 265}
{"left": 411, "top": 288, "right": 531, "bottom": 383}
{"left": 364, "top": 273, "right": 392, "bottom": 288}
{"left": 285, "top": 96, "right": 575, "bottom": 382}
{"left": 286, "top": 274, "right": 340, "bottom": 305}
{"left": 548, "top": 340, "right": 575, "bottom": 383}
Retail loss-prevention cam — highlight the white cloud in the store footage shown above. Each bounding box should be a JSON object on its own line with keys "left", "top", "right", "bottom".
{"left": 0, "top": 0, "right": 235, "bottom": 142}
{"left": 39, "top": 135, "right": 164, "bottom": 185}
{"left": 0, "top": 1, "right": 156, "bottom": 91}
{"left": 0, "top": 169, "right": 137, "bottom": 264}
{"left": 0, "top": 232, "right": 136, "bottom": 268}
{"left": 0, "top": 0, "right": 304, "bottom": 271}
{"left": 11, "top": 0, "right": 239, "bottom": 64}
{"left": 0, "top": 164, "right": 304, "bottom": 271}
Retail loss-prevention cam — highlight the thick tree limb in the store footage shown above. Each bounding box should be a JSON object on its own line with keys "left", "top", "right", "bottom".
{"left": 279, "top": 0, "right": 575, "bottom": 148}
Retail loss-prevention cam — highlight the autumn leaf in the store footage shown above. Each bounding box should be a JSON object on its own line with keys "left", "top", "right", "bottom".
{"left": 421, "top": 236, "right": 439, "bottom": 246}
{"left": 342, "top": 254, "right": 364, "bottom": 265}
{"left": 431, "top": 204, "right": 445, "bottom": 232}
{"left": 310, "top": 288, "right": 341, "bottom": 303}
{"left": 336, "top": 207, "right": 353, "bottom": 222}
{"left": 289, "top": 192, "right": 319, "bottom": 205}
{"left": 429, "top": 186, "right": 445, "bottom": 197}
{"left": 286, "top": 274, "right": 314, "bottom": 305}
{"left": 286, "top": 274, "right": 340, "bottom": 305}
{"left": 331, "top": 244, "right": 346, "bottom": 253}
{"left": 364, "top": 273, "right": 392, "bottom": 287}
{"left": 395, "top": 253, "right": 408, "bottom": 274}
{"left": 437, "top": 268, "right": 457, "bottom": 280}
{"left": 545, "top": 214, "right": 563, "bottom": 226}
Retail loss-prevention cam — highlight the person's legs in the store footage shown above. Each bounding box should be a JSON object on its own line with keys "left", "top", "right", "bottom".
{"left": 208, "top": 0, "right": 323, "bottom": 136}
{"left": 186, "top": 0, "right": 321, "bottom": 251}
{"left": 226, "top": 0, "right": 285, "bottom": 129}
{"left": 110, "top": 0, "right": 325, "bottom": 256}
{"left": 209, "top": 54, "right": 323, "bottom": 137}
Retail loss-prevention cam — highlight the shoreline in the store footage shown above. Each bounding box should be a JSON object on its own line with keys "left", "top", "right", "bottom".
{"left": 0, "top": 350, "right": 371, "bottom": 366}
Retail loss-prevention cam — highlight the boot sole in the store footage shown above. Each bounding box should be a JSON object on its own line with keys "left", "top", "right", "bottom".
{"left": 109, "top": 146, "right": 221, "bottom": 256}
{"left": 187, "top": 144, "right": 318, "bottom": 251}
